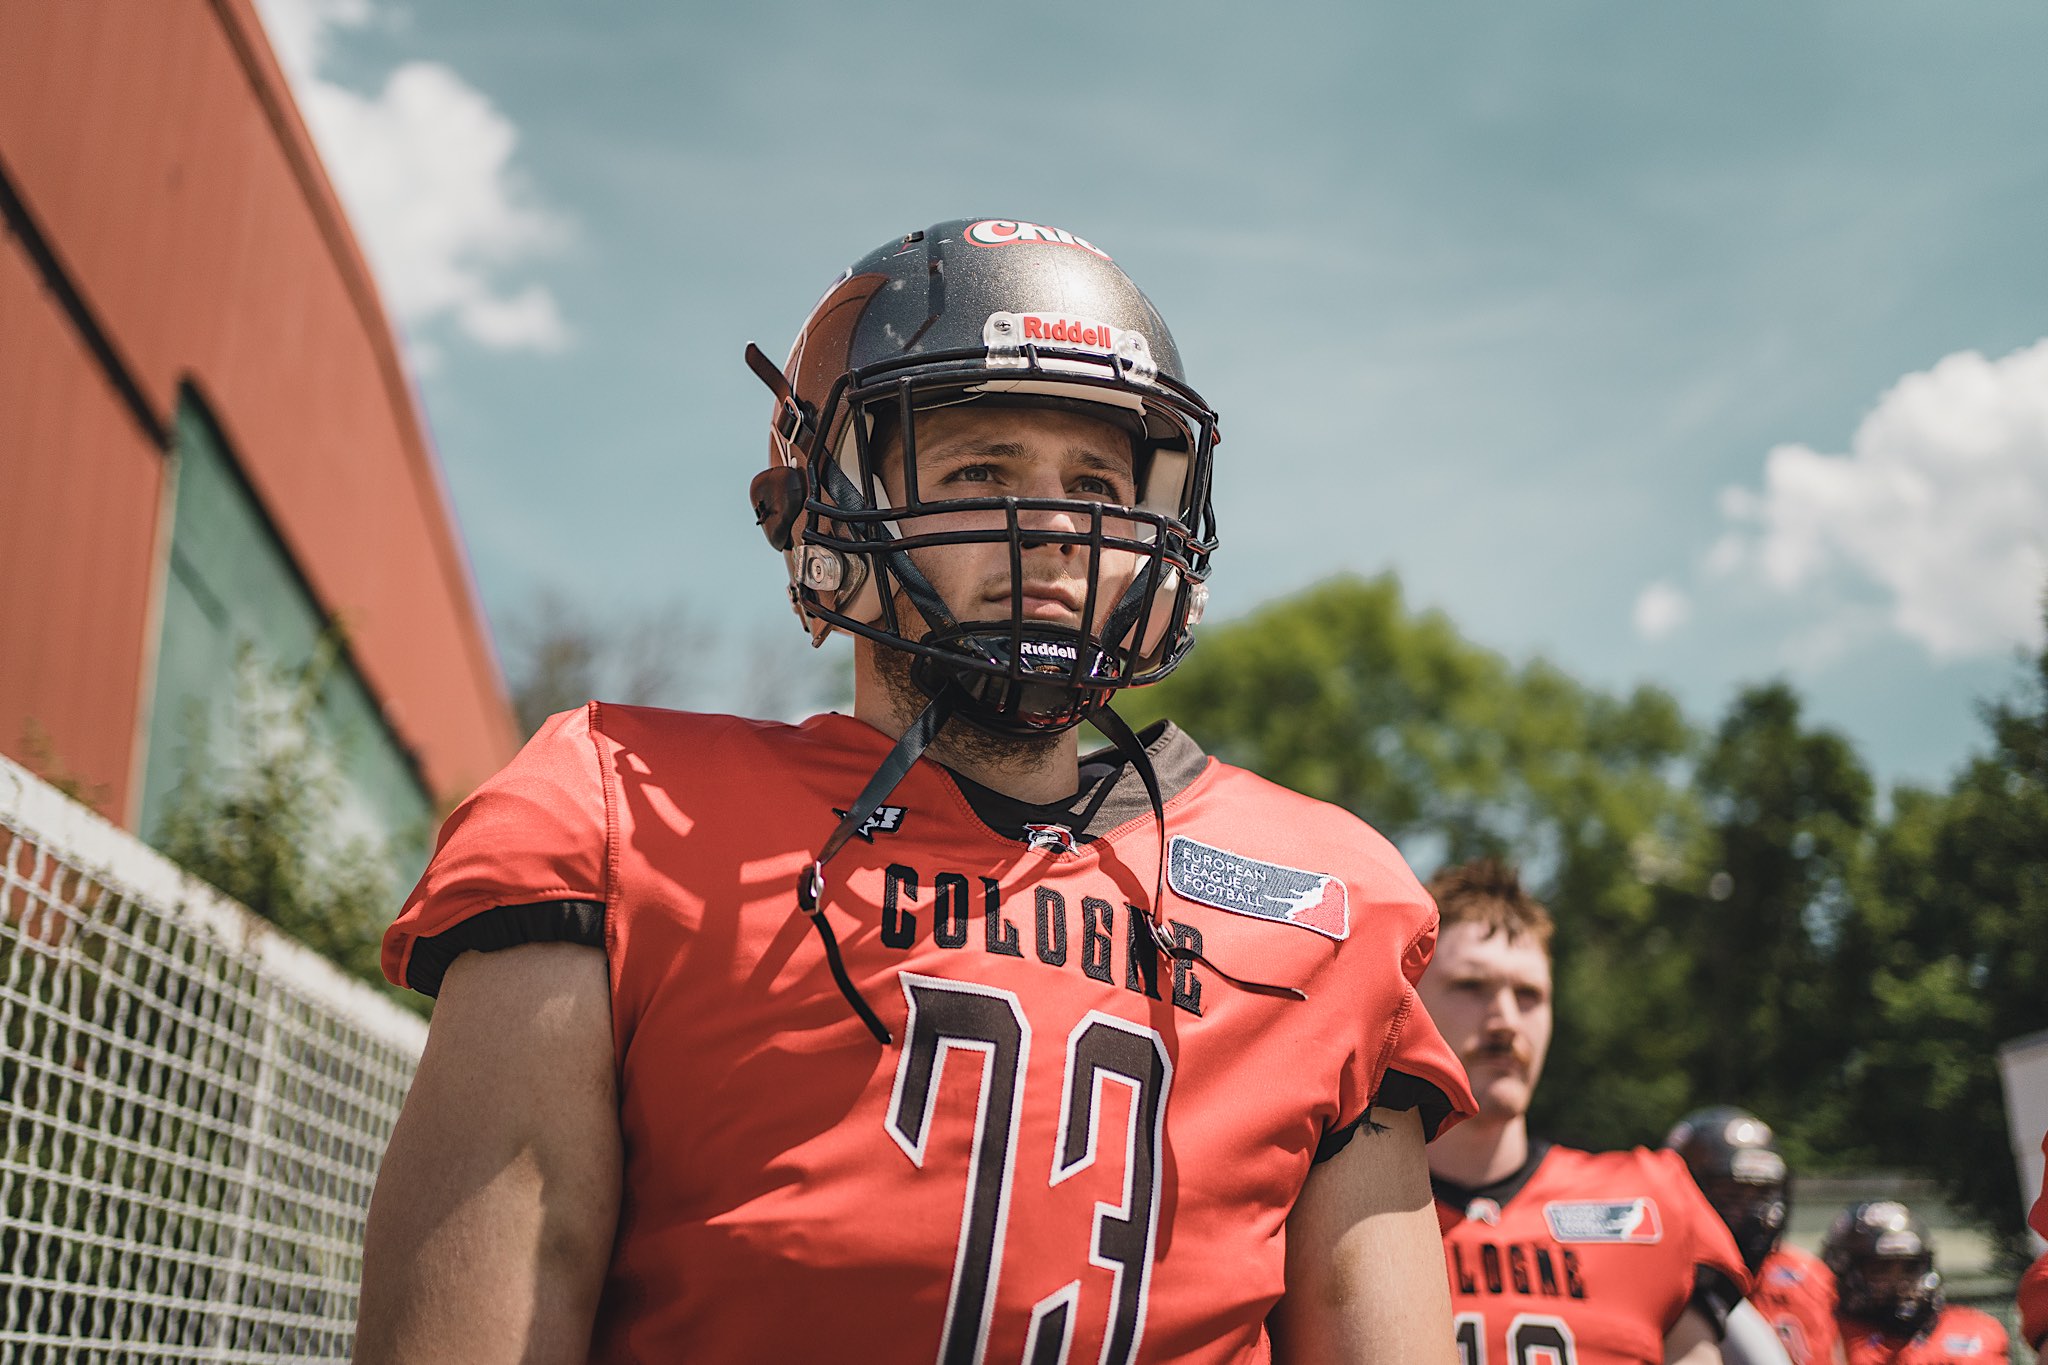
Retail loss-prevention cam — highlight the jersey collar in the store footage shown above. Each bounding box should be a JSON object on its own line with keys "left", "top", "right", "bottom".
{"left": 1432, "top": 1139, "right": 1556, "bottom": 1215}
{"left": 942, "top": 720, "right": 1207, "bottom": 847}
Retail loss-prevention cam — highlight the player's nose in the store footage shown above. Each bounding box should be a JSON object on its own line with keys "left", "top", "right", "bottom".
{"left": 1017, "top": 501, "right": 1087, "bottom": 553}
{"left": 1482, "top": 985, "right": 1523, "bottom": 1028}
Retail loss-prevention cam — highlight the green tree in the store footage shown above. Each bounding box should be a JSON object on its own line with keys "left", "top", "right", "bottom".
{"left": 1650, "top": 683, "right": 1875, "bottom": 1165}
{"left": 154, "top": 641, "right": 412, "bottom": 1004}
{"left": 1823, "top": 614, "right": 2048, "bottom": 1249}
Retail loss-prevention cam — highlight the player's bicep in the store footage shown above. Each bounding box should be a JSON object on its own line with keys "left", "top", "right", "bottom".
{"left": 1664, "top": 1305, "right": 1725, "bottom": 1365}
{"left": 355, "top": 942, "right": 620, "bottom": 1365}
{"left": 1271, "top": 1106, "right": 1456, "bottom": 1365}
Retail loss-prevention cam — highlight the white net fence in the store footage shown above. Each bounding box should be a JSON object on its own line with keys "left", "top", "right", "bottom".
{"left": 0, "top": 754, "right": 425, "bottom": 1362}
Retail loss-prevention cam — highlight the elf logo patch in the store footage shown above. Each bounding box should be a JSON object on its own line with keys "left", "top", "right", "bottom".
{"left": 1543, "top": 1199, "right": 1663, "bottom": 1244}
{"left": 1165, "top": 836, "right": 1349, "bottom": 939}
{"left": 1024, "top": 823, "right": 1079, "bottom": 856}
{"left": 834, "top": 805, "right": 907, "bottom": 841}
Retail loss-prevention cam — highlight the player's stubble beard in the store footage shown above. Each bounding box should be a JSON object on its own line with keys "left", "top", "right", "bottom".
{"left": 867, "top": 571, "right": 1078, "bottom": 781}
{"left": 869, "top": 635, "right": 1068, "bottom": 782}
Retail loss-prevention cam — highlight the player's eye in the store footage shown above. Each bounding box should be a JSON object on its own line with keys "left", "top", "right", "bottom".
{"left": 937, "top": 463, "right": 999, "bottom": 490}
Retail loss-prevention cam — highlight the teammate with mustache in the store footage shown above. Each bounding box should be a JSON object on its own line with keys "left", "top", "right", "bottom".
{"left": 1419, "top": 859, "right": 1754, "bottom": 1365}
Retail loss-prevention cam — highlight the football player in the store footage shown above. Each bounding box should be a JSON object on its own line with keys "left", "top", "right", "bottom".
{"left": 1420, "top": 858, "right": 1752, "bottom": 1364}
{"left": 2023, "top": 1131, "right": 2047, "bottom": 1365}
{"left": 1666, "top": 1107, "right": 1844, "bottom": 1365}
{"left": 355, "top": 218, "right": 1479, "bottom": 1363}
{"left": 1823, "top": 1201, "right": 2007, "bottom": 1365}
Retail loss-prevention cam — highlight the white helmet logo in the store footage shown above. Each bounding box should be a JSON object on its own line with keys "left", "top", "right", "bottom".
{"left": 964, "top": 219, "right": 1113, "bottom": 261}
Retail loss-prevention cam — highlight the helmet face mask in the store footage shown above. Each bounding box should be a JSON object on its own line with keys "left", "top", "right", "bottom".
{"left": 1822, "top": 1200, "right": 1946, "bottom": 1334}
{"left": 751, "top": 219, "right": 1219, "bottom": 736}
{"left": 1664, "top": 1106, "right": 1792, "bottom": 1276}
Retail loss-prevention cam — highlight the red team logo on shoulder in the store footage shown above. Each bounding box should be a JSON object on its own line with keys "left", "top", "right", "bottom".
{"left": 1542, "top": 1198, "right": 1663, "bottom": 1244}
{"left": 1166, "top": 836, "right": 1350, "bottom": 939}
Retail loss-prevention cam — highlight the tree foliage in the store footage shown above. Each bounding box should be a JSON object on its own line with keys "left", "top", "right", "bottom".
{"left": 1132, "top": 573, "right": 2048, "bottom": 1246}
{"left": 153, "top": 642, "right": 417, "bottom": 1012}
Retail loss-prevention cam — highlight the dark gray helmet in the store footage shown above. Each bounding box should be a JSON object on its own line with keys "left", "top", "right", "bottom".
{"left": 1821, "top": 1200, "right": 1944, "bottom": 1333}
{"left": 1664, "top": 1106, "right": 1790, "bottom": 1275}
{"left": 746, "top": 217, "right": 1218, "bottom": 734}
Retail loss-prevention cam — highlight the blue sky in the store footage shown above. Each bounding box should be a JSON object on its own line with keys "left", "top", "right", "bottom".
{"left": 259, "top": 0, "right": 2048, "bottom": 788}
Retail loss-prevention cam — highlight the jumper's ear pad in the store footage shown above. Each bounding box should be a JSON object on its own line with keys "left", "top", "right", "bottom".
{"left": 750, "top": 466, "right": 807, "bottom": 550}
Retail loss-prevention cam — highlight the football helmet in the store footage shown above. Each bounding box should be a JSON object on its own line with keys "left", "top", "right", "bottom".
{"left": 1821, "top": 1200, "right": 1944, "bottom": 1333}
{"left": 1664, "top": 1105, "right": 1791, "bottom": 1275}
{"left": 747, "top": 217, "right": 1218, "bottom": 735}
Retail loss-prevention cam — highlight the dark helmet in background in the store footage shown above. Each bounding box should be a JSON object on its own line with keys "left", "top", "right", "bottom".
{"left": 746, "top": 217, "right": 1218, "bottom": 734}
{"left": 1821, "top": 1200, "right": 1944, "bottom": 1334}
{"left": 1664, "top": 1106, "right": 1791, "bottom": 1275}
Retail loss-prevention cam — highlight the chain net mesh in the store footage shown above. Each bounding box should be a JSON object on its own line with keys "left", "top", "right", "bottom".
{"left": 1, "top": 756, "right": 425, "bottom": 1362}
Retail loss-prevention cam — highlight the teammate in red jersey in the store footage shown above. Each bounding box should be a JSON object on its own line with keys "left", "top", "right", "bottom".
{"left": 353, "top": 218, "right": 1478, "bottom": 1363}
{"left": 1823, "top": 1201, "right": 2007, "bottom": 1365}
{"left": 1420, "top": 859, "right": 1751, "bottom": 1365}
{"left": 1666, "top": 1107, "right": 1844, "bottom": 1365}
{"left": 2021, "top": 1131, "right": 2048, "bottom": 1365}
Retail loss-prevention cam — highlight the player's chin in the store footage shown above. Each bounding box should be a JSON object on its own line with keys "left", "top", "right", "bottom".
{"left": 1473, "top": 1075, "right": 1533, "bottom": 1119}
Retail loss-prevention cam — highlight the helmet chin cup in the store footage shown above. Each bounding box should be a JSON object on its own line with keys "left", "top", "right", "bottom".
{"left": 909, "top": 621, "right": 1115, "bottom": 735}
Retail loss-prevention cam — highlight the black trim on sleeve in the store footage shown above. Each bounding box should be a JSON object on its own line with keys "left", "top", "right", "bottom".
{"left": 1689, "top": 1266, "right": 1742, "bottom": 1341}
{"left": 405, "top": 899, "right": 606, "bottom": 997}
{"left": 1312, "top": 1069, "right": 1466, "bottom": 1164}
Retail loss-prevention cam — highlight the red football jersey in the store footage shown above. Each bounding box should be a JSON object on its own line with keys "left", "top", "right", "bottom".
{"left": 383, "top": 705, "right": 1476, "bottom": 1364}
{"left": 1839, "top": 1304, "right": 2008, "bottom": 1364}
{"left": 1434, "top": 1144, "right": 1750, "bottom": 1365}
{"left": 1752, "top": 1243, "right": 1842, "bottom": 1365}
{"left": 2020, "top": 1129, "right": 2048, "bottom": 1350}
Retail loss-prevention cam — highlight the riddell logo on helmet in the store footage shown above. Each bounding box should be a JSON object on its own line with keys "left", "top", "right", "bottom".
{"left": 999, "top": 313, "right": 1146, "bottom": 358}
{"left": 964, "top": 220, "right": 1113, "bottom": 260}
{"left": 1017, "top": 314, "right": 1127, "bottom": 352}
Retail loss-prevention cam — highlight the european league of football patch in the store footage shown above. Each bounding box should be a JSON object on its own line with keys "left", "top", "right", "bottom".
{"left": 1543, "top": 1199, "right": 1664, "bottom": 1244}
{"left": 1165, "top": 835, "right": 1350, "bottom": 939}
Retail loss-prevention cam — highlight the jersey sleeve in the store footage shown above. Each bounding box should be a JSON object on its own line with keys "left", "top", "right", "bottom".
{"left": 1315, "top": 832, "right": 1476, "bottom": 1162}
{"left": 1369, "top": 899, "right": 1475, "bottom": 1142}
{"left": 381, "top": 703, "right": 612, "bottom": 996}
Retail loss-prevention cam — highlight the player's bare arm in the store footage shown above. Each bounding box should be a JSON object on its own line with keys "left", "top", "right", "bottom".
{"left": 1271, "top": 1107, "right": 1458, "bottom": 1365}
{"left": 355, "top": 943, "right": 619, "bottom": 1364}
{"left": 1664, "top": 1304, "right": 1726, "bottom": 1365}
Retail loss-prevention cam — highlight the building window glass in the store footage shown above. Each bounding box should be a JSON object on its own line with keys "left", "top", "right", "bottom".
{"left": 139, "top": 393, "right": 431, "bottom": 887}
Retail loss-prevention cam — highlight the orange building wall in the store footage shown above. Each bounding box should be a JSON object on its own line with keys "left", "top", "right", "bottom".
{"left": 0, "top": 0, "right": 516, "bottom": 822}
{"left": 0, "top": 235, "right": 168, "bottom": 815}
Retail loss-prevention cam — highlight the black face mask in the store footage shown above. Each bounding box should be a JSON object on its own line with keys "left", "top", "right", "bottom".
{"left": 1703, "top": 1176, "right": 1788, "bottom": 1276}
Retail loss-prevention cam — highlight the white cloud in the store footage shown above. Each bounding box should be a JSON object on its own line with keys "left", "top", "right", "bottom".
{"left": 1709, "top": 339, "right": 2048, "bottom": 659}
{"left": 1633, "top": 581, "right": 1690, "bottom": 640}
{"left": 254, "top": 0, "right": 569, "bottom": 352}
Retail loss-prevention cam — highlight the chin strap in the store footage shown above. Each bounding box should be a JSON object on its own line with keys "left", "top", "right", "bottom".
{"left": 801, "top": 692, "right": 1302, "bottom": 1048}
{"left": 796, "top": 690, "right": 957, "bottom": 1044}
{"left": 1090, "top": 706, "right": 1306, "bottom": 1003}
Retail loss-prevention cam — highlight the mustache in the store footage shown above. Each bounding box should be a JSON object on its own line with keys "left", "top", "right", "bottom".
{"left": 1468, "top": 1036, "right": 1535, "bottom": 1068}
